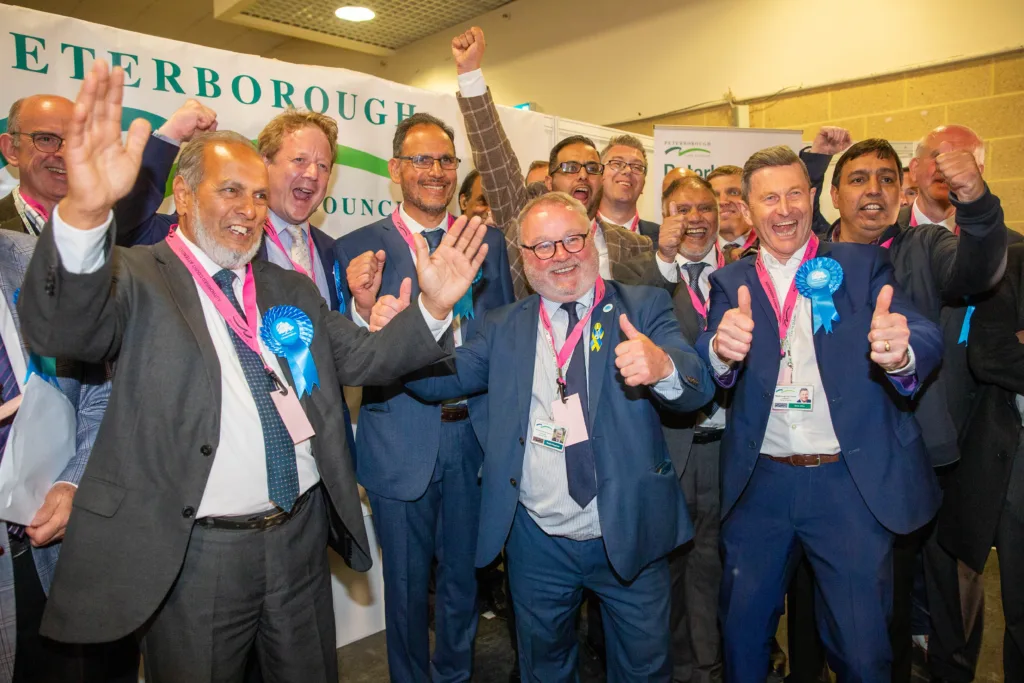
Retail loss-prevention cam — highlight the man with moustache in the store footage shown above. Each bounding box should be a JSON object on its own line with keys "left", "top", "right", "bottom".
{"left": 335, "top": 112, "right": 514, "bottom": 683}
{"left": 597, "top": 135, "right": 660, "bottom": 243}
{"left": 371, "top": 191, "right": 714, "bottom": 682}
{"left": 451, "top": 27, "right": 652, "bottom": 300}
{"left": 821, "top": 138, "right": 1007, "bottom": 683}
{"left": 17, "top": 60, "right": 489, "bottom": 683}
{"left": 0, "top": 95, "right": 76, "bottom": 235}
{"left": 699, "top": 145, "right": 943, "bottom": 681}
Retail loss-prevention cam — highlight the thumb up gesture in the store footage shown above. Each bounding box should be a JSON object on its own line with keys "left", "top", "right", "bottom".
{"left": 615, "top": 314, "right": 674, "bottom": 386}
{"left": 868, "top": 285, "right": 911, "bottom": 371}
{"left": 935, "top": 142, "right": 985, "bottom": 203}
{"left": 369, "top": 278, "right": 412, "bottom": 332}
{"left": 713, "top": 285, "right": 755, "bottom": 362}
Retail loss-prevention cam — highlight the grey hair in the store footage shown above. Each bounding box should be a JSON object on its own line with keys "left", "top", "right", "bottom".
{"left": 7, "top": 99, "right": 25, "bottom": 147}
{"left": 177, "top": 131, "right": 258, "bottom": 191}
{"left": 517, "top": 191, "right": 590, "bottom": 237}
{"left": 741, "top": 145, "right": 810, "bottom": 203}
{"left": 600, "top": 134, "right": 648, "bottom": 167}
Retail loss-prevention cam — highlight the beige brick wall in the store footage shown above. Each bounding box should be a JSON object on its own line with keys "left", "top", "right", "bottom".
{"left": 617, "top": 51, "right": 1024, "bottom": 231}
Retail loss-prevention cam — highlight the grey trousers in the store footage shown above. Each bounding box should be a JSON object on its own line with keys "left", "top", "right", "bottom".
{"left": 668, "top": 439, "right": 723, "bottom": 683}
{"left": 140, "top": 486, "right": 338, "bottom": 683}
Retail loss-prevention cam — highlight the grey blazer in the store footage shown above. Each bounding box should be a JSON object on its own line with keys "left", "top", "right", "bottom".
{"left": 16, "top": 219, "right": 448, "bottom": 644}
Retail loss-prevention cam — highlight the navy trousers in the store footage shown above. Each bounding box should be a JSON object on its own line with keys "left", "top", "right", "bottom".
{"left": 505, "top": 504, "right": 672, "bottom": 683}
{"left": 720, "top": 456, "right": 894, "bottom": 683}
{"left": 369, "top": 418, "right": 483, "bottom": 683}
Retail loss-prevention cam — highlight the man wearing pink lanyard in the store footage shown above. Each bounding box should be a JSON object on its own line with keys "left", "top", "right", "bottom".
{"left": 336, "top": 112, "right": 514, "bottom": 683}
{"left": 15, "top": 61, "right": 489, "bottom": 683}
{"left": 699, "top": 145, "right": 943, "bottom": 682}
{"left": 597, "top": 135, "right": 660, "bottom": 243}
{"left": 0, "top": 95, "right": 75, "bottom": 236}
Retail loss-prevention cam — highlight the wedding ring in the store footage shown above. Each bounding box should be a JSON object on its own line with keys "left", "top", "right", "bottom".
{"left": 884, "top": 340, "right": 891, "bottom": 352}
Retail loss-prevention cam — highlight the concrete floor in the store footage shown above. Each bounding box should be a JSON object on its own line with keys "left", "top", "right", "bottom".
{"left": 336, "top": 551, "right": 1010, "bottom": 682}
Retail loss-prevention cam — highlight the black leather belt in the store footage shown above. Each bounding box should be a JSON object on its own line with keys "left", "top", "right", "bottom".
{"left": 441, "top": 405, "right": 469, "bottom": 422}
{"left": 195, "top": 487, "right": 315, "bottom": 531}
{"left": 692, "top": 428, "right": 725, "bottom": 445}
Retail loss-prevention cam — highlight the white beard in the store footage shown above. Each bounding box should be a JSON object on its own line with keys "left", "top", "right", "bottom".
{"left": 191, "top": 210, "right": 261, "bottom": 270}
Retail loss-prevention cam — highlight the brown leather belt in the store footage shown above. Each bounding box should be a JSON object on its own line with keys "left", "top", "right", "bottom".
{"left": 760, "top": 453, "right": 840, "bottom": 467}
{"left": 195, "top": 487, "right": 315, "bottom": 531}
{"left": 441, "top": 405, "right": 469, "bottom": 422}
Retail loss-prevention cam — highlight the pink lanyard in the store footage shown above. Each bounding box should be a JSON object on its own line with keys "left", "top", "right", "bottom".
{"left": 681, "top": 246, "right": 725, "bottom": 328}
{"left": 165, "top": 228, "right": 262, "bottom": 357}
{"left": 391, "top": 206, "right": 455, "bottom": 253}
{"left": 598, "top": 212, "right": 640, "bottom": 233}
{"left": 539, "top": 277, "right": 607, "bottom": 384}
{"left": 754, "top": 234, "right": 819, "bottom": 354}
{"left": 740, "top": 229, "right": 758, "bottom": 251}
{"left": 263, "top": 219, "right": 318, "bottom": 285}
{"left": 909, "top": 209, "right": 959, "bottom": 236}
{"left": 19, "top": 189, "right": 49, "bottom": 221}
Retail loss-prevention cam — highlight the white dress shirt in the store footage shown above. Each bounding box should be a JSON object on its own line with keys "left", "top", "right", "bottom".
{"left": 521, "top": 286, "right": 684, "bottom": 540}
{"left": 708, "top": 242, "right": 916, "bottom": 456}
{"left": 717, "top": 230, "right": 751, "bottom": 252}
{"left": 912, "top": 199, "right": 955, "bottom": 232}
{"left": 51, "top": 207, "right": 450, "bottom": 516}
{"left": 264, "top": 210, "right": 332, "bottom": 304}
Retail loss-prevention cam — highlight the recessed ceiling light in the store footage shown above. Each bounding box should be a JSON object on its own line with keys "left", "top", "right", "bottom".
{"left": 335, "top": 6, "right": 375, "bottom": 21}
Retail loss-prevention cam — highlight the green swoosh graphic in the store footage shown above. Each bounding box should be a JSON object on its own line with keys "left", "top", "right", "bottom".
{"left": 675, "top": 147, "right": 710, "bottom": 156}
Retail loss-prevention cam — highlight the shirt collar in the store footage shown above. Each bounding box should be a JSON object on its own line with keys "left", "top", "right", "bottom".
{"left": 267, "top": 209, "right": 308, "bottom": 236}
{"left": 177, "top": 229, "right": 247, "bottom": 280}
{"left": 717, "top": 229, "right": 749, "bottom": 250}
{"left": 540, "top": 284, "right": 597, "bottom": 319}
{"left": 912, "top": 199, "right": 955, "bottom": 232}
{"left": 760, "top": 240, "right": 809, "bottom": 271}
{"left": 399, "top": 204, "right": 446, "bottom": 234}
{"left": 675, "top": 246, "right": 719, "bottom": 272}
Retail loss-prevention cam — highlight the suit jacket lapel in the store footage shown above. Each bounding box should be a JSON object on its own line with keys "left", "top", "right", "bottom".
{"left": 672, "top": 284, "right": 703, "bottom": 346}
{"left": 587, "top": 287, "right": 615, "bottom": 425}
{"left": 153, "top": 242, "right": 223, "bottom": 399}
{"left": 747, "top": 264, "right": 780, "bottom": 341}
{"left": 602, "top": 222, "right": 621, "bottom": 265}
{"left": 381, "top": 216, "right": 420, "bottom": 299}
{"left": 515, "top": 297, "right": 540, "bottom": 436}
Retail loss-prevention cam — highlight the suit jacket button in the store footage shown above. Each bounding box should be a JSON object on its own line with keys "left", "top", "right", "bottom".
{"left": 182, "top": 506, "right": 195, "bottom": 519}
{"left": 518, "top": 437, "right": 524, "bottom": 446}
{"left": 200, "top": 444, "right": 213, "bottom": 456}
{"left": 748, "top": 440, "right": 756, "bottom": 449}
{"left": 510, "top": 478, "right": 517, "bottom": 488}
{"left": 998, "top": 450, "right": 1007, "bottom": 461}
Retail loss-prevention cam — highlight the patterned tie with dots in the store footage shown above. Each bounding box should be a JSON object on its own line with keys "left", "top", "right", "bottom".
{"left": 285, "top": 225, "right": 313, "bottom": 275}
{"left": 212, "top": 269, "right": 300, "bottom": 512}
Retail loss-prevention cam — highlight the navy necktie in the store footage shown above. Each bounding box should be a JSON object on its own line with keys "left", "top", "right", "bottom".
{"left": 212, "top": 270, "right": 299, "bottom": 512}
{"left": 422, "top": 228, "right": 444, "bottom": 254}
{"left": 682, "top": 261, "right": 709, "bottom": 329}
{"left": 560, "top": 302, "right": 597, "bottom": 508}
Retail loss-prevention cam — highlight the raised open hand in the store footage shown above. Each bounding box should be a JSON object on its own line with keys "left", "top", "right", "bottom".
{"left": 416, "top": 215, "right": 489, "bottom": 320}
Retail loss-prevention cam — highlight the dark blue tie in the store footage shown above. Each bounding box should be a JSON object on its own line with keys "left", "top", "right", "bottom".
{"left": 422, "top": 228, "right": 444, "bottom": 254}
{"left": 560, "top": 302, "right": 597, "bottom": 508}
{"left": 212, "top": 270, "right": 299, "bottom": 512}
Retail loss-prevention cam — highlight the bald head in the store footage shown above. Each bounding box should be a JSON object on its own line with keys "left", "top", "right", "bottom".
{"left": 1, "top": 94, "right": 76, "bottom": 212}
{"left": 661, "top": 166, "right": 700, "bottom": 193}
{"left": 910, "top": 124, "right": 985, "bottom": 212}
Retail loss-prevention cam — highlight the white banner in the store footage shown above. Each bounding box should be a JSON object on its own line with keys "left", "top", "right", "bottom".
{"left": 653, "top": 125, "right": 806, "bottom": 204}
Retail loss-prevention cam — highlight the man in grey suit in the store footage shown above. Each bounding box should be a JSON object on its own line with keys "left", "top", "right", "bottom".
{"left": 16, "top": 60, "right": 489, "bottom": 683}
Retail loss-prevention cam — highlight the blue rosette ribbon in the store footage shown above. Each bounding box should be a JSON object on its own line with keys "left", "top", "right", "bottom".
{"left": 795, "top": 257, "right": 843, "bottom": 334}
{"left": 453, "top": 268, "right": 483, "bottom": 321}
{"left": 261, "top": 306, "right": 319, "bottom": 398}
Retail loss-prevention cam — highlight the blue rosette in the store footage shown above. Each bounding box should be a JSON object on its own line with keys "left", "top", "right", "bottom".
{"left": 261, "top": 306, "right": 320, "bottom": 398}
{"left": 795, "top": 257, "right": 843, "bottom": 334}
{"left": 453, "top": 267, "right": 483, "bottom": 321}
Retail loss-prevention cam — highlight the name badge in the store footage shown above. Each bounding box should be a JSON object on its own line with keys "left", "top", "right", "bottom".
{"left": 551, "top": 393, "right": 589, "bottom": 446}
{"left": 772, "top": 385, "right": 814, "bottom": 412}
{"left": 531, "top": 419, "right": 567, "bottom": 452}
{"left": 270, "top": 389, "right": 316, "bottom": 444}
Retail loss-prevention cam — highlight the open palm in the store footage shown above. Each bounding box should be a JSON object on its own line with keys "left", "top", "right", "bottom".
{"left": 62, "top": 59, "right": 151, "bottom": 228}
{"left": 415, "top": 215, "right": 489, "bottom": 318}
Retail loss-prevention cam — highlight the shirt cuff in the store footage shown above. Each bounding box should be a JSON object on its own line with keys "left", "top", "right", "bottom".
{"left": 886, "top": 345, "right": 917, "bottom": 376}
{"left": 351, "top": 303, "right": 371, "bottom": 329}
{"left": 418, "top": 294, "right": 453, "bottom": 341}
{"left": 707, "top": 334, "right": 734, "bottom": 375}
{"left": 52, "top": 205, "right": 112, "bottom": 275}
{"left": 457, "top": 69, "right": 487, "bottom": 97}
{"left": 657, "top": 255, "right": 679, "bottom": 282}
{"left": 651, "top": 359, "right": 684, "bottom": 400}
{"left": 152, "top": 131, "right": 182, "bottom": 147}
{"left": 53, "top": 480, "right": 78, "bottom": 489}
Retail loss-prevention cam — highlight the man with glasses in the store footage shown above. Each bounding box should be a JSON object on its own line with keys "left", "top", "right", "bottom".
{"left": 598, "top": 135, "right": 660, "bottom": 244}
{"left": 335, "top": 111, "right": 514, "bottom": 683}
{"left": 0, "top": 95, "right": 76, "bottom": 235}
{"left": 451, "top": 27, "right": 652, "bottom": 300}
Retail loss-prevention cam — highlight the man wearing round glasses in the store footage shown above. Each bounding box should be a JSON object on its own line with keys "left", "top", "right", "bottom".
{"left": 335, "top": 111, "right": 514, "bottom": 683}
{"left": 597, "top": 135, "right": 660, "bottom": 244}
{"left": 0, "top": 95, "right": 75, "bottom": 236}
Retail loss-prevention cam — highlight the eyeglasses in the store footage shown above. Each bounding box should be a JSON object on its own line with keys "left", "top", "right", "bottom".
{"left": 605, "top": 159, "right": 647, "bottom": 175}
{"left": 519, "top": 233, "right": 589, "bottom": 260}
{"left": 551, "top": 160, "right": 604, "bottom": 176}
{"left": 9, "top": 131, "right": 65, "bottom": 154}
{"left": 396, "top": 154, "right": 460, "bottom": 171}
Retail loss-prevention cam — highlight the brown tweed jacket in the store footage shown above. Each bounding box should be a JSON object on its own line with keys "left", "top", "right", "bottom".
{"left": 457, "top": 89, "right": 652, "bottom": 300}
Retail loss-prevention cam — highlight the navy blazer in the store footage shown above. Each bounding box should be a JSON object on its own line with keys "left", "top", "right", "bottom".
{"left": 697, "top": 242, "right": 943, "bottom": 535}
{"left": 405, "top": 281, "right": 715, "bottom": 581}
{"left": 334, "top": 214, "right": 515, "bottom": 500}
{"left": 113, "top": 135, "right": 342, "bottom": 310}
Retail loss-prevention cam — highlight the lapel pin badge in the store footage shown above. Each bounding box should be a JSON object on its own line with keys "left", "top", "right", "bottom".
{"left": 602, "top": 303, "right": 613, "bottom": 313}
{"left": 591, "top": 322, "right": 604, "bottom": 352}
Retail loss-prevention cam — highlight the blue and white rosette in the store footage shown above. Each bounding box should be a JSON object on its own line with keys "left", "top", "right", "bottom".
{"left": 261, "top": 306, "right": 320, "bottom": 397}
{"left": 795, "top": 257, "right": 843, "bottom": 334}
{"left": 453, "top": 267, "right": 483, "bottom": 321}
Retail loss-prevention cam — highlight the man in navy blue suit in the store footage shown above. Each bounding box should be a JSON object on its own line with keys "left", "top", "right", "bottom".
{"left": 697, "top": 145, "right": 943, "bottom": 682}
{"left": 334, "top": 112, "right": 514, "bottom": 682}
{"left": 371, "top": 191, "right": 714, "bottom": 682}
